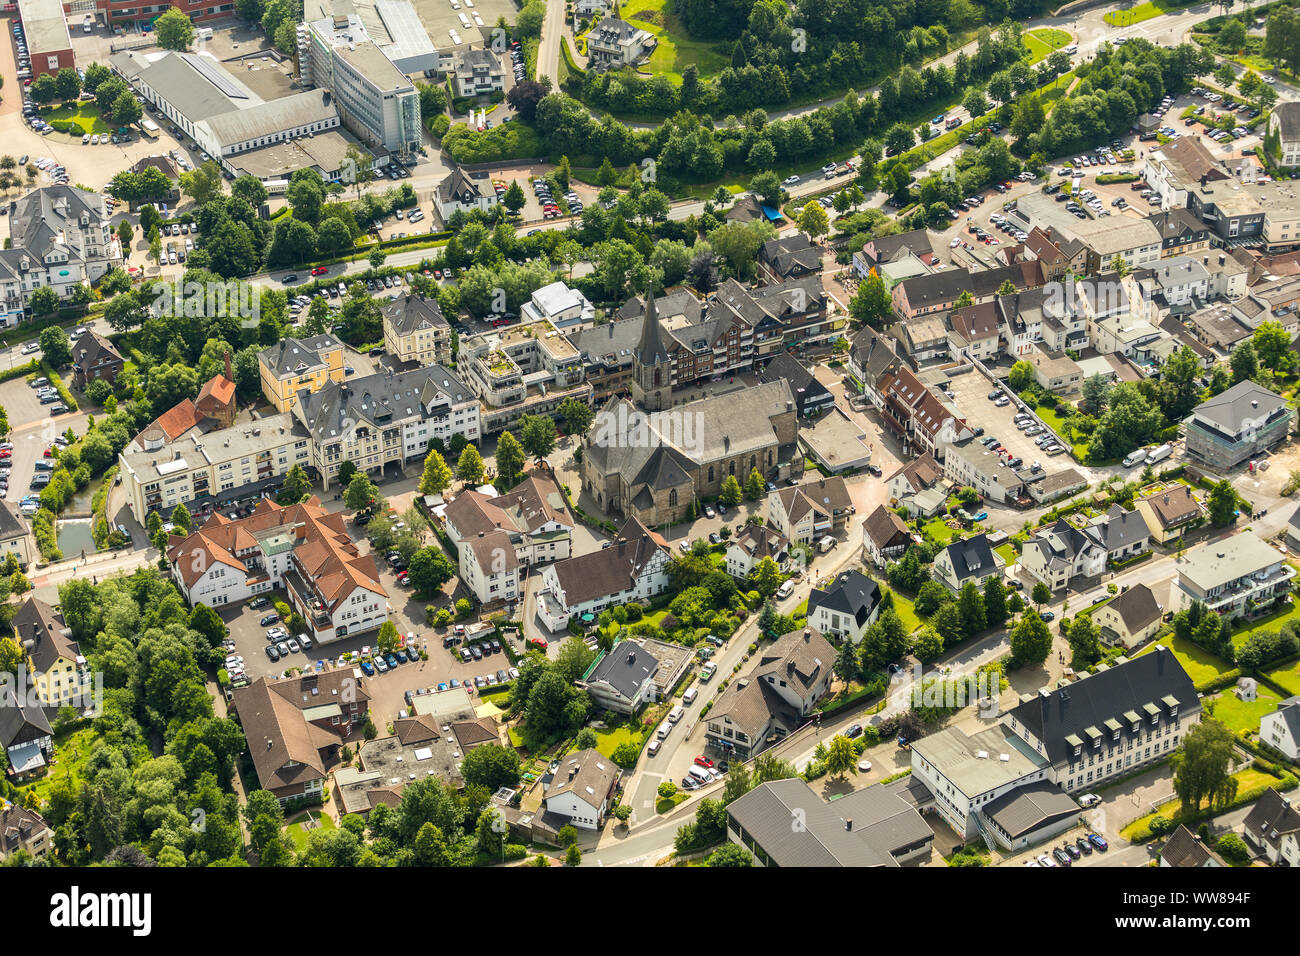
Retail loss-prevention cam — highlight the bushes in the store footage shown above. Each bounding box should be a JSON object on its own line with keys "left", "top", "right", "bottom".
{"left": 503, "top": 843, "right": 528, "bottom": 862}
{"left": 31, "top": 507, "right": 60, "bottom": 561}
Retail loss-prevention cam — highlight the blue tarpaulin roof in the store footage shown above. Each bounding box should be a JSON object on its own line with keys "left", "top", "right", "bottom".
{"left": 760, "top": 205, "right": 784, "bottom": 221}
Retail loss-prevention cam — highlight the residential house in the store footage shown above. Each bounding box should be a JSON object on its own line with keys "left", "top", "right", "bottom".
{"left": 434, "top": 166, "right": 500, "bottom": 220}
{"left": 167, "top": 497, "right": 389, "bottom": 644}
{"left": 766, "top": 476, "right": 853, "bottom": 545}
{"left": 1027, "top": 345, "right": 1084, "bottom": 394}
{"left": 933, "top": 533, "right": 1004, "bottom": 594}
{"left": 577, "top": 639, "right": 658, "bottom": 714}
{"left": 757, "top": 353, "right": 834, "bottom": 418}
{"left": 1184, "top": 380, "right": 1294, "bottom": 471}
{"left": 757, "top": 233, "right": 822, "bottom": 283}
{"left": 11, "top": 597, "right": 85, "bottom": 708}
{"left": 450, "top": 48, "right": 505, "bottom": 97}
{"left": 884, "top": 451, "right": 946, "bottom": 517}
{"left": 1242, "top": 788, "right": 1300, "bottom": 865}
{"left": 806, "top": 570, "right": 882, "bottom": 644}
{"left": 542, "top": 748, "right": 621, "bottom": 828}
{"left": 861, "top": 504, "right": 911, "bottom": 568}
{"left": 891, "top": 261, "right": 1045, "bottom": 320}
{"left": 1023, "top": 225, "right": 1088, "bottom": 281}
{"left": 383, "top": 294, "right": 451, "bottom": 366}
{"left": 946, "top": 301, "right": 1003, "bottom": 362}
{"left": 876, "top": 365, "right": 973, "bottom": 461}
{"left": 1019, "top": 519, "right": 1107, "bottom": 591}
{"left": 443, "top": 473, "right": 574, "bottom": 604}
{"left": 585, "top": 16, "right": 656, "bottom": 72}
{"left": 1093, "top": 582, "right": 1163, "bottom": 650}
{"left": 1160, "top": 824, "right": 1225, "bottom": 867}
{"left": 0, "top": 687, "right": 52, "bottom": 781}
{"left": 0, "top": 502, "right": 32, "bottom": 570}
{"left": 258, "top": 334, "right": 347, "bottom": 413}
{"left": 1085, "top": 504, "right": 1151, "bottom": 564}
{"left": 705, "top": 627, "right": 836, "bottom": 759}
{"left": 232, "top": 670, "right": 370, "bottom": 805}
{"left": 71, "top": 331, "right": 124, "bottom": 390}
{"left": 1148, "top": 208, "right": 1212, "bottom": 259}
{"left": 1267, "top": 101, "right": 1300, "bottom": 168}
{"left": 725, "top": 523, "right": 790, "bottom": 580}
{"left": 726, "top": 778, "right": 933, "bottom": 866}
{"left": 941, "top": 440, "right": 1024, "bottom": 506}
{"left": 853, "top": 228, "right": 935, "bottom": 278}
{"left": 1138, "top": 256, "right": 1210, "bottom": 310}
{"left": 0, "top": 803, "right": 52, "bottom": 862}
{"left": 1135, "top": 484, "right": 1204, "bottom": 545}
{"left": 1260, "top": 696, "right": 1300, "bottom": 761}
{"left": 891, "top": 314, "right": 949, "bottom": 362}
{"left": 1173, "top": 530, "right": 1296, "bottom": 617}
{"left": 535, "top": 516, "right": 671, "bottom": 631}
{"left": 1144, "top": 136, "right": 1230, "bottom": 210}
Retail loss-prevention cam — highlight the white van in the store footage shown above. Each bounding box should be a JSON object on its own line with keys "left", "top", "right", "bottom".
{"left": 818, "top": 535, "right": 837, "bottom": 554}
{"left": 656, "top": 722, "right": 673, "bottom": 740}
{"left": 687, "top": 765, "right": 713, "bottom": 785}
{"left": 1123, "top": 449, "right": 1146, "bottom": 468}
{"left": 668, "top": 705, "right": 685, "bottom": 724}
{"left": 683, "top": 686, "right": 698, "bottom": 705}
{"left": 1144, "top": 443, "right": 1173, "bottom": 466}
{"left": 776, "top": 579, "right": 795, "bottom": 600}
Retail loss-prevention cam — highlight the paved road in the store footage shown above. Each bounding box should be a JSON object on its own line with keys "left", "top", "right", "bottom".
{"left": 537, "top": 0, "right": 566, "bottom": 89}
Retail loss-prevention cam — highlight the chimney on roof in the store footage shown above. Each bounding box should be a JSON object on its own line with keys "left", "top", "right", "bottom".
{"left": 844, "top": 818, "right": 853, "bottom": 832}
{"left": 803, "top": 629, "right": 811, "bottom": 642}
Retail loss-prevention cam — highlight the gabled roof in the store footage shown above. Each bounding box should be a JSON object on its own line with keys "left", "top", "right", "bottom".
{"left": 1093, "top": 504, "right": 1149, "bottom": 552}
{"left": 759, "top": 232, "right": 822, "bottom": 278}
{"left": 11, "top": 597, "right": 77, "bottom": 675}
{"left": 1160, "top": 824, "right": 1223, "bottom": 867}
{"left": 384, "top": 293, "right": 449, "bottom": 337}
{"left": 773, "top": 476, "right": 852, "bottom": 526}
{"left": 754, "top": 627, "right": 836, "bottom": 700}
{"left": 1243, "top": 787, "right": 1300, "bottom": 849}
{"left": 885, "top": 451, "right": 942, "bottom": 495}
{"left": 1102, "top": 582, "right": 1162, "bottom": 635}
{"left": 73, "top": 331, "right": 122, "bottom": 370}
{"left": 861, "top": 504, "right": 910, "bottom": 551}
{"left": 0, "top": 502, "right": 27, "bottom": 543}
{"left": 1137, "top": 484, "right": 1202, "bottom": 530}
{"left": 807, "top": 570, "right": 881, "bottom": 629}
{"left": 548, "top": 516, "right": 668, "bottom": 607}
{"left": 545, "top": 748, "right": 619, "bottom": 806}
{"left": 941, "top": 533, "right": 999, "bottom": 583}
{"left": 728, "top": 524, "right": 789, "bottom": 563}
{"left": 582, "top": 639, "right": 657, "bottom": 701}
{"left": 0, "top": 685, "right": 51, "bottom": 750}
{"left": 1004, "top": 647, "right": 1199, "bottom": 765}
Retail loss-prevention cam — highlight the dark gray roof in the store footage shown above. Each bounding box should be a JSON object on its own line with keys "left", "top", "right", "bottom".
{"left": 1104, "top": 582, "right": 1162, "bottom": 634}
{"left": 0, "top": 686, "right": 51, "bottom": 750}
{"left": 294, "top": 364, "right": 474, "bottom": 444}
{"left": 583, "top": 639, "right": 657, "bottom": 701}
{"left": 1005, "top": 647, "right": 1200, "bottom": 765}
{"left": 807, "top": 570, "right": 880, "bottom": 630}
{"left": 759, "top": 233, "right": 822, "bottom": 278}
{"left": 943, "top": 533, "right": 998, "bottom": 584}
{"left": 1243, "top": 788, "right": 1300, "bottom": 849}
{"left": 726, "top": 778, "right": 933, "bottom": 867}
{"left": 260, "top": 334, "right": 342, "bottom": 378}
{"left": 384, "top": 294, "right": 448, "bottom": 337}
{"left": 0, "top": 502, "right": 26, "bottom": 542}
{"left": 635, "top": 291, "right": 670, "bottom": 365}
{"left": 983, "top": 781, "right": 1079, "bottom": 839}
{"left": 1160, "top": 824, "right": 1220, "bottom": 867}
{"left": 1192, "top": 380, "right": 1289, "bottom": 433}
{"left": 867, "top": 227, "right": 933, "bottom": 265}
{"left": 758, "top": 353, "right": 832, "bottom": 413}
{"left": 1096, "top": 504, "right": 1149, "bottom": 552}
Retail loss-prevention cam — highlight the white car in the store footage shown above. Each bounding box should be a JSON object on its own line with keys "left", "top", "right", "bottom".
{"left": 266, "top": 626, "right": 287, "bottom": 640}
{"left": 20, "top": 342, "right": 39, "bottom": 355}
{"left": 782, "top": 175, "right": 800, "bottom": 186}
{"left": 286, "top": 638, "right": 300, "bottom": 653}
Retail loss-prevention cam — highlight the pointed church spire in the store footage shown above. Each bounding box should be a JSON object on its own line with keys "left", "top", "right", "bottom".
{"left": 635, "top": 282, "right": 669, "bottom": 365}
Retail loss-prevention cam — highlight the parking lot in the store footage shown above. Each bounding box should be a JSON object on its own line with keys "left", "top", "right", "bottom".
{"left": 945, "top": 371, "right": 1068, "bottom": 474}
{"left": 0, "top": 374, "right": 90, "bottom": 502}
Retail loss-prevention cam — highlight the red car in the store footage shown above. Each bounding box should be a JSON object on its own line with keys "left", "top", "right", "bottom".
{"left": 396, "top": 570, "right": 408, "bottom": 580}
{"left": 528, "top": 636, "right": 548, "bottom": 650}
{"left": 310, "top": 266, "right": 329, "bottom": 276}
{"left": 0, "top": 451, "right": 11, "bottom": 460}
{"left": 43, "top": 449, "right": 54, "bottom": 457}
{"left": 694, "top": 755, "right": 714, "bottom": 769}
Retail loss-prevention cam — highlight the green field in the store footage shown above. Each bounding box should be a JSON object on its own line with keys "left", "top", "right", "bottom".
{"left": 40, "top": 102, "right": 112, "bottom": 135}
{"left": 1210, "top": 685, "right": 1284, "bottom": 734}
{"left": 285, "top": 810, "right": 336, "bottom": 849}
{"left": 594, "top": 724, "right": 644, "bottom": 759}
{"left": 995, "top": 543, "right": 1018, "bottom": 565}
{"left": 619, "top": 0, "right": 730, "bottom": 82}
{"left": 1023, "top": 28, "right": 1071, "bottom": 65}
{"left": 1265, "top": 659, "right": 1300, "bottom": 696}
{"left": 1135, "top": 632, "right": 1235, "bottom": 687}
{"left": 1103, "top": 0, "right": 1195, "bottom": 27}
{"left": 890, "top": 590, "right": 922, "bottom": 635}
{"left": 1231, "top": 600, "right": 1300, "bottom": 649}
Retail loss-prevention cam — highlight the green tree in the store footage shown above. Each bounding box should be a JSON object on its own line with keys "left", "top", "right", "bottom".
{"left": 407, "top": 546, "right": 455, "bottom": 596}
{"left": 850, "top": 273, "right": 892, "bottom": 329}
{"left": 557, "top": 396, "right": 595, "bottom": 436}
{"left": 743, "top": 466, "right": 765, "bottom": 501}
{"left": 984, "top": 577, "right": 1009, "bottom": 630}
{"left": 419, "top": 448, "right": 453, "bottom": 495}
{"left": 277, "top": 464, "right": 313, "bottom": 505}
{"left": 460, "top": 743, "right": 522, "bottom": 790}
{"left": 1008, "top": 360, "right": 1035, "bottom": 391}
{"left": 344, "top": 473, "right": 379, "bottom": 512}
{"left": 1171, "top": 718, "right": 1238, "bottom": 812}
{"left": 518, "top": 414, "right": 557, "bottom": 458}
{"left": 823, "top": 734, "right": 858, "bottom": 778}
{"left": 1206, "top": 479, "right": 1238, "bottom": 526}
{"left": 457, "top": 444, "right": 485, "bottom": 485}
{"left": 718, "top": 475, "right": 742, "bottom": 506}
{"left": 494, "top": 431, "right": 525, "bottom": 484}
{"left": 154, "top": 7, "right": 197, "bottom": 51}
{"left": 706, "top": 843, "right": 752, "bottom": 866}
{"left": 1066, "top": 613, "right": 1101, "bottom": 669}
{"left": 38, "top": 324, "right": 71, "bottom": 365}
{"left": 1031, "top": 581, "right": 1052, "bottom": 609}
{"left": 1009, "top": 610, "right": 1053, "bottom": 667}
{"left": 29, "top": 286, "right": 59, "bottom": 319}
{"left": 797, "top": 201, "right": 829, "bottom": 240}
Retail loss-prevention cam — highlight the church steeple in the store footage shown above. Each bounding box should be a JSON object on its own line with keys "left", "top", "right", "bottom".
{"left": 631, "top": 283, "right": 670, "bottom": 412}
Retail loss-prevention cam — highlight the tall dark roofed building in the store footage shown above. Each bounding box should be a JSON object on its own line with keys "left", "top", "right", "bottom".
{"left": 631, "top": 289, "right": 671, "bottom": 411}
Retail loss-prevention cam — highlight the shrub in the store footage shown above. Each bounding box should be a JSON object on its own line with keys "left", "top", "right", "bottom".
{"left": 1216, "top": 832, "right": 1249, "bottom": 864}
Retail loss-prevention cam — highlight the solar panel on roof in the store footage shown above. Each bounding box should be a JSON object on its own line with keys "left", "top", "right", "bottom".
{"left": 185, "top": 54, "right": 250, "bottom": 99}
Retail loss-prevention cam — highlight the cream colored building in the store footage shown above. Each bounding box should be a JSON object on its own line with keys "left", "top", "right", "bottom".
{"left": 258, "top": 334, "right": 347, "bottom": 412}
{"left": 383, "top": 294, "right": 451, "bottom": 366}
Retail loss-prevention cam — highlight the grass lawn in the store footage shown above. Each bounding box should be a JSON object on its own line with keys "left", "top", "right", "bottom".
{"left": 621, "top": 0, "right": 730, "bottom": 83}
{"left": 1264, "top": 659, "right": 1300, "bottom": 697}
{"left": 1103, "top": 0, "right": 1196, "bottom": 27}
{"left": 995, "top": 543, "right": 1018, "bottom": 565}
{"left": 656, "top": 790, "right": 689, "bottom": 813}
{"left": 285, "top": 810, "right": 335, "bottom": 850}
{"left": 921, "top": 516, "right": 962, "bottom": 545}
{"left": 1230, "top": 600, "right": 1300, "bottom": 649}
{"left": 1023, "top": 28, "right": 1071, "bottom": 65}
{"left": 1134, "top": 632, "right": 1234, "bottom": 687}
{"left": 40, "top": 102, "right": 112, "bottom": 135}
{"left": 594, "top": 724, "right": 644, "bottom": 759}
{"left": 17, "top": 727, "right": 97, "bottom": 804}
{"left": 889, "top": 590, "right": 922, "bottom": 634}
{"left": 1210, "top": 686, "right": 1284, "bottom": 734}
{"left": 1120, "top": 767, "right": 1283, "bottom": 840}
